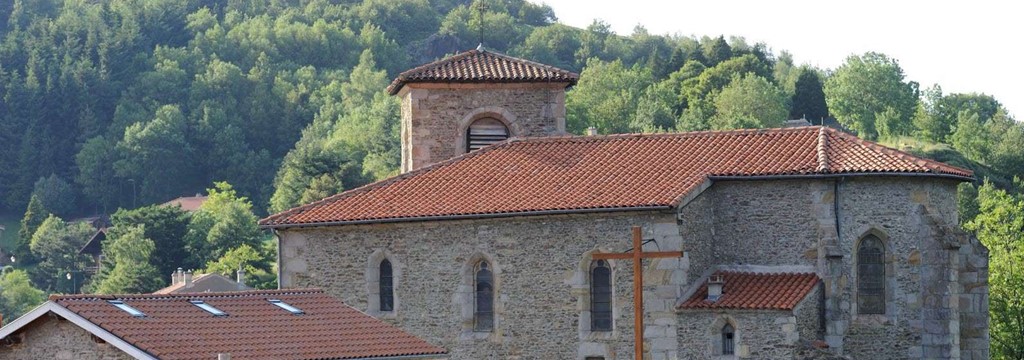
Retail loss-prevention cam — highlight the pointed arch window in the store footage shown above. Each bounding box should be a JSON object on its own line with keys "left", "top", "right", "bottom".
{"left": 474, "top": 261, "right": 494, "bottom": 331}
{"left": 721, "top": 323, "right": 735, "bottom": 355}
{"left": 857, "top": 235, "right": 885, "bottom": 315}
{"left": 590, "top": 260, "right": 612, "bottom": 331}
{"left": 466, "top": 117, "right": 509, "bottom": 152}
{"left": 379, "top": 259, "right": 394, "bottom": 312}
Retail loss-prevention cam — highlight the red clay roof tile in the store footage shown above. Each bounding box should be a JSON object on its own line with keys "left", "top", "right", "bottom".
{"left": 51, "top": 289, "right": 446, "bottom": 360}
{"left": 260, "top": 126, "right": 972, "bottom": 228}
{"left": 678, "top": 271, "right": 820, "bottom": 310}
{"left": 386, "top": 48, "right": 579, "bottom": 94}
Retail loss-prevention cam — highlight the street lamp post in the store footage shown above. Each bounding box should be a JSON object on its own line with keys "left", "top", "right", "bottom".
{"left": 66, "top": 270, "right": 82, "bottom": 294}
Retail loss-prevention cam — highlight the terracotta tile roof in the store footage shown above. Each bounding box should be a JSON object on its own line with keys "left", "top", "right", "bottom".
{"left": 152, "top": 273, "right": 252, "bottom": 294}
{"left": 50, "top": 289, "right": 446, "bottom": 360}
{"left": 161, "top": 195, "right": 208, "bottom": 212}
{"left": 260, "top": 126, "right": 972, "bottom": 228}
{"left": 386, "top": 48, "right": 579, "bottom": 94}
{"left": 678, "top": 271, "right": 820, "bottom": 310}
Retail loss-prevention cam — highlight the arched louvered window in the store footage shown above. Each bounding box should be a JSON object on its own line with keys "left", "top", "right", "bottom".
{"left": 721, "top": 323, "right": 735, "bottom": 355}
{"left": 466, "top": 117, "right": 509, "bottom": 152}
{"left": 590, "top": 260, "right": 612, "bottom": 331}
{"left": 857, "top": 235, "right": 885, "bottom": 315}
{"left": 379, "top": 259, "right": 394, "bottom": 312}
{"left": 474, "top": 261, "right": 494, "bottom": 331}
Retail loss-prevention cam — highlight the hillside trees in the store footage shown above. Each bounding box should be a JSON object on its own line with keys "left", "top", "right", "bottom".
{"left": 89, "top": 225, "right": 163, "bottom": 294}
{"left": 710, "top": 74, "right": 788, "bottom": 130}
{"left": 28, "top": 216, "right": 93, "bottom": 293}
{"left": 0, "top": 269, "right": 46, "bottom": 320}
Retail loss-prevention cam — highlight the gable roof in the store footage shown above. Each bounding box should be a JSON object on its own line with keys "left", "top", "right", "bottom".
{"left": 2, "top": 289, "right": 445, "bottom": 360}
{"left": 152, "top": 273, "right": 252, "bottom": 294}
{"left": 386, "top": 48, "right": 579, "bottom": 95}
{"left": 77, "top": 227, "right": 107, "bottom": 256}
{"left": 260, "top": 126, "right": 972, "bottom": 229}
{"left": 678, "top": 271, "right": 820, "bottom": 310}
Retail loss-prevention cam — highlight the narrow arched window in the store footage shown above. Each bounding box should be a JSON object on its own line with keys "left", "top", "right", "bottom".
{"left": 466, "top": 117, "right": 509, "bottom": 152}
{"left": 722, "top": 323, "right": 735, "bottom": 355}
{"left": 590, "top": 260, "right": 612, "bottom": 331}
{"left": 474, "top": 261, "right": 494, "bottom": 331}
{"left": 858, "top": 235, "right": 885, "bottom": 315}
{"left": 379, "top": 259, "right": 394, "bottom": 312}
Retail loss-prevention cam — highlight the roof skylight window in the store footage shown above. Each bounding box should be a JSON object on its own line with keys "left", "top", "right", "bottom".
{"left": 108, "top": 300, "right": 146, "bottom": 317}
{"left": 268, "top": 299, "right": 304, "bottom": 315}
{"left": 190, "top": 300, "right": 227, "bottom": 316}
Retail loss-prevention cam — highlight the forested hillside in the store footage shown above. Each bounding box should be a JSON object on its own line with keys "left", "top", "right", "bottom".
{"left": 0, "top": 0, "right": 1022, "bottom": 356}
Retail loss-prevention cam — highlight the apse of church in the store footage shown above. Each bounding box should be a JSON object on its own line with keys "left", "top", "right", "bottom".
{"left": 263, "top": 48, "right": 989, "bottom": 360}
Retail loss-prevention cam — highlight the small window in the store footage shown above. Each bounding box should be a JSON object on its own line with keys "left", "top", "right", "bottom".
{"left": 474, "top": 261, "right": 494, "bottom": 331}
{"left": 108, "top": 300, "right": 146, "bottom": 317}
{"left": 590, "top": 260, "right": 612, "bottom": 331}
{"left": 466, "top": 117, "right": 509, "bottom": 152}
{"left": 722, "top": 323, "right": 735, "bottom": 355}
{"left": 190, "top": 300, "right": 227, "bottom": 317}
{"left": 380, "top": 259, "right": 394, "bottom": 312}
{"left": 857, "top": 235, "right": 885, "bottom": 315}
{"left": 268, "top": 299, "right": 304, "bottom": 315}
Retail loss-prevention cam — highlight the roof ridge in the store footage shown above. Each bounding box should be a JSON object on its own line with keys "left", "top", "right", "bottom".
{"left": 505, "top": 126, "right": 822, "bottom": 144}
{"left": 385, "top": 48, "right": 579, "bottom": 94}
{"left": 816, "top": 126, "right": 829, "bottom": 172}
{"left": 51, "top": 288, "right": 326, "bottom": 301}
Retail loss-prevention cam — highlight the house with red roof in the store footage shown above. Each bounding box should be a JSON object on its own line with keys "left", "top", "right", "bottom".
{"left": 260, "top": 48, "right": 989, "bottom": 359}
{"left": 0, "top": 289, "right": 447, "bottom": 360}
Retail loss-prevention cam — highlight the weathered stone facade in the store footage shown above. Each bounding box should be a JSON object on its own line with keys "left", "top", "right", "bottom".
{"left": 397, "top": 82, "right": 567, "bottom": 172}
{"left": 0, "top": 317, "right": 132, "bottom": 360}
{"left": 277, "top": 176, "right": 988, "bottom": 359}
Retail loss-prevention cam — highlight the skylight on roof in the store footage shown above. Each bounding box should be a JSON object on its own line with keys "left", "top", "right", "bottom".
{"left": 190, "top": 300, "right": 227, "bottom": 316}
{"left": 108, "top": 300, "right": 146, "bottom": 317}
{"left": 268, "top": 299, "right": 304, "bottom": 315}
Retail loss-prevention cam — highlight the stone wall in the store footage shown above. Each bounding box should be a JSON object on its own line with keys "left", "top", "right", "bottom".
{"left": 688, "top": 177, "right": 984, "bottom": 359}
{"left": 279, "top": 211, "right": 687, "bottom": 360}
{"left": 677, "top": 310, "right": 801, "bottom": 359}
{"left": 398, "top": 82, "right": 567, "bottom": 172}
{"left": 795, "top": 285, "right": 825, "bottom": 343}
{"left": 0, "top": 316, "right": 133, "bottom": 360}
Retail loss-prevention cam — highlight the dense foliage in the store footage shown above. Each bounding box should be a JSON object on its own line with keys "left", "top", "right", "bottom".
{"left": 0, "top": 2, "right": 1021, "bottom": 356}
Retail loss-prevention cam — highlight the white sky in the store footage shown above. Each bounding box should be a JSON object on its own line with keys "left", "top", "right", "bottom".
{"left": 542, "top": 0, "right": 1022, "bottom": 118}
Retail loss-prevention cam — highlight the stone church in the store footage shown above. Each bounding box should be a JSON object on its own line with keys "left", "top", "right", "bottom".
{"left": 260, "top": 48, "right": 989, "bottom": 359}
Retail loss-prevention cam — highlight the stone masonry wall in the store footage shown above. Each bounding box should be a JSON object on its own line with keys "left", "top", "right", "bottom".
{"left": 0, "top": 316, "right": 133, "bottom": 360}
{"left": 677, "top": 310, "right": 801, "bottom": 359}
{"left": 398, "top": 83, "right": 567, "bottom": 172}
{"left": 690, "top": 177, "right": 983, "bottom": 359}
{"left": 279, "top": 211, "right": 686, "bottom": 360}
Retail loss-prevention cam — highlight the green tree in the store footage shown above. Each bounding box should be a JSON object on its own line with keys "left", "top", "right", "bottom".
{"left": 0, "top": 269, "right": 46, "bottom": 320}
{"left": 185, "top": 182, "right": 264, "bottom": 267}
{"left": 28, "top": 215, "right": 93, "bottom": 292}
{"left": 710, "top": 74, "right": 788, "bottom": 130}
{"left": 89, "top": 225, "right": 163, "bottom": 294}
{"left": 789, "top": 69, "right": 828, "bottom": 122}
{"left": 114, "top": 105, "right": 196, "bottom": 204}
{"left": 110, "top": 205, "right": 190, "bottom": 277}
{"left": 948, "top": 110, "right": 990, "bottom": 164}
{"left": 965, "top": 181, "right": 1024, "bottom": 359}
{"left": 75, "top": 136, "right": 121, "bottom": 211}
{"left": 566, "top": 59, "right": 653, "bottom": 134}
{"left": 16, "top": 195, "right": 49, "bottom": 262}
{"left": 204, "top": 243, "right": 276, "bottom": 289}
{"left": 30, "top": 174, "right": 76, "bottom": 217}
{"left": 824, "top": 52, "right": 918, "bottom": 139}
{"left": 701, "top": 35, "right": 732, "bottom": 67}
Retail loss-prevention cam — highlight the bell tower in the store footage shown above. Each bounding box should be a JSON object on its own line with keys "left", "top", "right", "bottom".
{"left": 386, "top": 47, "right": 578, "bottom": 173}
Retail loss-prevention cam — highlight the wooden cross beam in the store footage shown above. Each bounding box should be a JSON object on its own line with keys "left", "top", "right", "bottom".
{"left": 592, "top": 226, "right": 683, "bottom": 360}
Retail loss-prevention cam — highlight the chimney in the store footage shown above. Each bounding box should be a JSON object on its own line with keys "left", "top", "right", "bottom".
{"left": 236, "top": 268, "right": 246, "bottom": 288}
{"left": 184, "top": 270, "right": 193, "bottom": 288}
{"left": 707, "top": 274, "right": 725, "bottom": 302}
{"left": 175, "top": 267, "right": 184, "bottom": 285}
{"left": 586, "top": 127, "right": 598, "bottom": 136}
